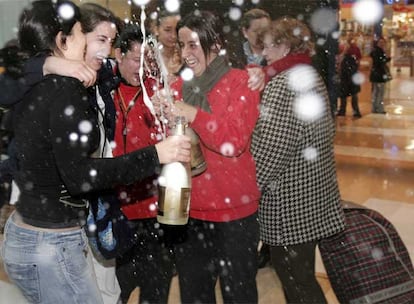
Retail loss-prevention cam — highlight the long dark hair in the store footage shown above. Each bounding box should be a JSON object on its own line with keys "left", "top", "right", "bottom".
{"left": 18, "top": 0, "right": 81, "bottom": 57}
{"left": 177, "top": 10, "right": 226, "bottom": 60}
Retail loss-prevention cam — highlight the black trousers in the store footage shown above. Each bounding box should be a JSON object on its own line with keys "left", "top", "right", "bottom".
{"left": 338, "top": 94, "right": 361, "bottom": 116}
{"left": 115, "top": 218, "right": 177, "bottom": 304}
{"left": 270, "top": 241, "right": 327, "bottom": 304}
{"left": 175, "top": 213, "right": 259, "bottom": 303}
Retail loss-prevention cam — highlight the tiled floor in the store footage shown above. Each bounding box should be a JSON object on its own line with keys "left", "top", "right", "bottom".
{"left": 1, "top": 64, "right": 413, "bottom": 303}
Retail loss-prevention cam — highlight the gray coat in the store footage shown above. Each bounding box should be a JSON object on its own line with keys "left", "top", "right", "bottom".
{"left": 251, "top": 65, "right": 345, "bottom": 246}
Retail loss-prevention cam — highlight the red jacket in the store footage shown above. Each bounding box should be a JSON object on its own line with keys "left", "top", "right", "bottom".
{"left": 112, "top": 79, "right": 161, "bottom": 219}
{"left": 171, "top": 68, "right": 260, "bottom": 222}
{"left": 348, "top": 43, "right": 362, "bottom": 65}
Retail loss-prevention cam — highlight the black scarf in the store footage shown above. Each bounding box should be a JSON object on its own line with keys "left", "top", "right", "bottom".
{"left": 182, "top": 55, "right": 230, "bottom": 113}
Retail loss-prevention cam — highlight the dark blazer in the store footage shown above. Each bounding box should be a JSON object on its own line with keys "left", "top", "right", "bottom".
{"left": 370, "top": 46, "right": 391, "bottom": 83}
{"left": 339, "top": 53, "right": 361, "bottom": 97}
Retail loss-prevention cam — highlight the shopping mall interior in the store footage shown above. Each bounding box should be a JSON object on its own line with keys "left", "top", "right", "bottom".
{"left": 1, "top": 0, "right": 414, "bottom": 303}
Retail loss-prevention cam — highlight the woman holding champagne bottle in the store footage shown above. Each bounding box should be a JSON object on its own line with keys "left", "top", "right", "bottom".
{"left": 158, "top": 10, "right": 261, "bottom": 303}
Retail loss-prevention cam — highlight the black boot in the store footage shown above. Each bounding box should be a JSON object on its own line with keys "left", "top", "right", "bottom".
{"left": 351, "top": 94, "right": 361, "bottom": 118}
{"left": 258, "top": 244, "right": 271, "bottom": 268}
{"left": 337, "top": 97, "right": 347, "bottom": 116}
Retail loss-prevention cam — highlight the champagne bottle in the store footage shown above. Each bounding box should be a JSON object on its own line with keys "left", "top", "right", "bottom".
{"left": 157, "top": 116, "right": 191, "bottom": 225}
{"left": 186, "top": 127, "right": 207, "bottom": 176}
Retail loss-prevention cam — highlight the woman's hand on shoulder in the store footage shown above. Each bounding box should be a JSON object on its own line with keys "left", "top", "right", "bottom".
{"left": 247, "top": 66, "right": 265, "bottom": 91}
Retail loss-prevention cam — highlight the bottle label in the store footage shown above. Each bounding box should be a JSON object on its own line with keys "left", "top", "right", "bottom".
{"left": 157, "top": 186, "right": 191, "bottom": 225}
{"left": 186, "top": 128, "right": 206, "bottom": 176}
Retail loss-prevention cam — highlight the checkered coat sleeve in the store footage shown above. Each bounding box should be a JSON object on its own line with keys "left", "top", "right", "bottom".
{"left": 251, "top": 65, "right": 345, "bottom": 246}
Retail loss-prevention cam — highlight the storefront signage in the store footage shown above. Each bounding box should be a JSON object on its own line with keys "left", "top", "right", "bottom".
{"left": 394, "top": 41, "right": 414, "bottom": 68}
{"left": 342, "top": 0, "right": 410, "bottom": 4}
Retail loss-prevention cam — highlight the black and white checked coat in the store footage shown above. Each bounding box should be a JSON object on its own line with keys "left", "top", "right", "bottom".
{"left": 251, "top": 64, "right": 345, "bottom": 246}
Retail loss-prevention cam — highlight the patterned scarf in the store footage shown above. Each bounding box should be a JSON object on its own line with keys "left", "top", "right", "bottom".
{"left": 182, "top": 55, "right": 230, "bottom": 113}
{"left": 264, "top": 53, "right": 312, "bottom": 81}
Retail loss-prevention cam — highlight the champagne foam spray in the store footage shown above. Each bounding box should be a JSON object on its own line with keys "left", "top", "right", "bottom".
{"left": 137, "top": 7, "right": 165, "bottom": 139}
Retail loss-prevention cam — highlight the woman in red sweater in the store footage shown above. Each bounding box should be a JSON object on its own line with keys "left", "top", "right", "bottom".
{"left": 166, "top": 10, "right": 261, "bottom": 303}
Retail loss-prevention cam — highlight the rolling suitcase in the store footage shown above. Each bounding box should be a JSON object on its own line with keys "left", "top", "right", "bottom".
{"left": 319, "top": 201, "right": 414, "bottom": 304}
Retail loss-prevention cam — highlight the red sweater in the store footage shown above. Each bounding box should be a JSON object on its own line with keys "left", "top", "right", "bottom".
{"left": 171, "top": 69, "right": 260, "bottom": 222}
{"left": 112, "top": 80, "right": 160, "bottom": 219}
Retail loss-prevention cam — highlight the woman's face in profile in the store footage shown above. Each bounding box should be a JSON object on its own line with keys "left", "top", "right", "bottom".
{"left": 64, "top": 22, "right": 87, "bottom": 62}
{"left": 262, "top": 34, "right": 290, "bottom": 65}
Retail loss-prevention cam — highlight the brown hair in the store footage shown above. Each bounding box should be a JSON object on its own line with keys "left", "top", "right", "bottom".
{"left": 240, "top": 8, "right": 270, "bottom": 30}
{"left": 262, "top": 16, "right": 314, "bottom": 55}
{"left": 177, "top": 10, "right": 226, "bottom": 60}
{"left": 80, "top": 3, "right": 122, "bottom": 35}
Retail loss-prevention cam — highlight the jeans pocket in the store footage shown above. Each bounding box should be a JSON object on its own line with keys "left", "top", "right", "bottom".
{"left": 58, "top": 233, "right": 90, "bottom": 281}
{"left": 4, "top": 262, "right": 41, "bottom": 303}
